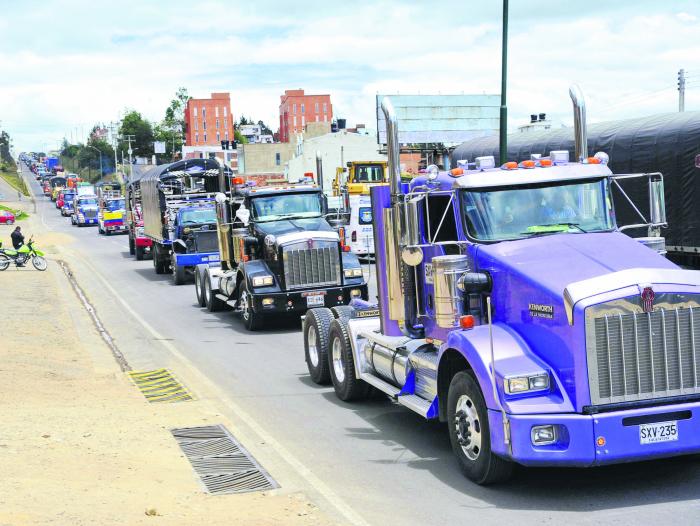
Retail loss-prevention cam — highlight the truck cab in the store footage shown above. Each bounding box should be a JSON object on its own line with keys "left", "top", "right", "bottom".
{"left": 71, "top": 194, "right": 99, "bottom": 226}
{"left": 97, "top": 195, "right": 127, "bottom": 235}
{"left": 303, "top": 92, "right": 700, "bottom": 485}
{"left": 196, "top": 178, "right": 368, "bottom": 331}
{"left": 60, "top": 191, "right": 76, "bottom": 217}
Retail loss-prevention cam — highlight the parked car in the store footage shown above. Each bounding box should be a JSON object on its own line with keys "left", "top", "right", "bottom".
{"left": 0, "top": 210, "right": 16, "bottom": 224}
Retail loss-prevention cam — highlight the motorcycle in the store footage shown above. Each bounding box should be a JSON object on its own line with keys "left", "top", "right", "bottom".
{"left": 0, "top": 237, "right": 47, "bottom": 271}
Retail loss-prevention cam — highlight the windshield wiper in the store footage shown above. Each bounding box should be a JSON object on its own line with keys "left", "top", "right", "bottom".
{"left": 520, "top": 223, "right": 588, "bottom": 237}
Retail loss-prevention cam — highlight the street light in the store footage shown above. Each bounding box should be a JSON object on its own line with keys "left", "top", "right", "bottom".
{"left": 84, "top": 144, "right": 104, "bottom": 180}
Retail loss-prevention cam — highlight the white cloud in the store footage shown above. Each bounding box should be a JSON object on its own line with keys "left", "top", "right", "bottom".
{"left": 1, "top": 1, "right": 699, "bottom": 152}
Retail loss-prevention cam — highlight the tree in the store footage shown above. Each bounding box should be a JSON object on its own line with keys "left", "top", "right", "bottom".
{"left": 157, "top": 87, "right": 191, "bottom": 160}
{"left": 118, "top": 110, "right": 155, "bottom": 157}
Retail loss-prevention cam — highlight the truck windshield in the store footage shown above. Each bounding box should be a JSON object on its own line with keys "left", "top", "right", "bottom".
{"left": 79, "top": 198, "right": 98, "bottom": 206}
{"left": 64, "top": 194, "right": 75, "bottom": 202}
{"left": 461, "top": 178, "right": 614, "bottom": 241}
{"left": 354, "top": 164, "right": 384, "bottom": 183}
{"left": 106, "top": 199, "right": 125, "bottom": 211}
{"left": 180, "top": 208, "right": 216, "bottom": 225}
{"left": 251, "top": 193, "right": 323, "bottom": 222}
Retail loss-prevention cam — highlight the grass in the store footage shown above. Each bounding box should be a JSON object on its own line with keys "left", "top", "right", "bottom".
{"left": 0, "top": 204, "right": 29, "bottom": 221}
{"left": 0, "top": 168, "right": 29, "bottom": 196}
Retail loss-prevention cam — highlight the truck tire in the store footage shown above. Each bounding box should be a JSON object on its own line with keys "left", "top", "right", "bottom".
{"left": 303, "top": 308, "right": 334, "bottom": 384}
{"left": 331, "top": 305, "right": 354, "bottom": 322}
{"left": 239, "top": 281, "right": 264, "bottom": 330}
{"left": 98, "top": 225, "right": 104, "bottom": 235}
{"left": 153, "top": 245, "right": 167, "bottom": 274}
{"left": 194, "top": 266, "right": 207, "bottom": 307}
{"left": 447, "top": 370, "right": 513, "bottom": 485}
{"left": 172, "top": 254, "right": 186, "bottom": 285}
{"left": 328, "top": 318, "right": 369, "bottom": 401}
{"left": 128, "top": 236, "right": 135, "bottom": 256}
{"left": 135, "top": 245, "right": 145, "bottom": 261}
{"left": 204, "top": 273, "right": 225, "bottom": 312}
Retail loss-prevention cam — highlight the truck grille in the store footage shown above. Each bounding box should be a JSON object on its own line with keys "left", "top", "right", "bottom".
{"left": 84, "top": 210, "right": 97, "bottom": 219}
{"left": 283, "top": 242, "right": 340, "bottom": 290}
{"left": 192, "top": 230, "right": 218, "bottom": 253}
{"left": 587, "top": 303, "right": 700, "bottom": 405}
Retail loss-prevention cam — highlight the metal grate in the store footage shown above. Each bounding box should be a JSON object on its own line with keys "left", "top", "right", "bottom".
{"left": 283, "top": 243, "right": 340, "bottom": 290}
{"left": 128, "top": 369, "right": 193, "bottom": 403}
{"left": 172, "top": 424, "right": 278, "bottom": 495}
{"left": 588, "top": 306, "right": 700, "bottom": 405}
{"left": 192, "top": 230, "right": 219, "bottom": 253}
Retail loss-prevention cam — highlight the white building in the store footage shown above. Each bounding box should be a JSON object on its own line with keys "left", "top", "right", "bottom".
{"left": 239, "top": 125, "right": 273, "bottom": 144}
{"left": 285, "top": 131, "right": 387, "bottom": 191}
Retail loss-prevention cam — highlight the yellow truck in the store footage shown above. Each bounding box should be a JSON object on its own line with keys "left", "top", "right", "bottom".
{"left": 332, "top": 161, "right": 388, "bottom": 196}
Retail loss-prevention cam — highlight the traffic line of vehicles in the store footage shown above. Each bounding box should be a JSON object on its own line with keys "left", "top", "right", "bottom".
{"left": 20, "top": 86, "right": 700, "bottom": 485}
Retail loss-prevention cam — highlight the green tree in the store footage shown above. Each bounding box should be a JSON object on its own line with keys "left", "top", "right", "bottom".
{"left": 118, "top": 110, "right": 155, "bottom": 157}
{"left": 158, "top": 87, "right": 191, "bottom": 160}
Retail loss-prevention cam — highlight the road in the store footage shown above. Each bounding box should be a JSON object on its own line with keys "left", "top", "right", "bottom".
{"left": 24, "top": 166, "right": 700, "bottom": 525}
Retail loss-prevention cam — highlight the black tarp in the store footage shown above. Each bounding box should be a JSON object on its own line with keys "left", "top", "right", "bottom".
{"left": 451, "top": 112, "right": 700, "bottom": 250}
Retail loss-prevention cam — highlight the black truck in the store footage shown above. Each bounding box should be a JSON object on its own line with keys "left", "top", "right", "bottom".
{"left": 195, "top": 176, "right": 368, "bottom": 330}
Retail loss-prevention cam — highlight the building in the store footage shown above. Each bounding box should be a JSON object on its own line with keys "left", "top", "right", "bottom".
{"left": 518, "top": 113, "right": 553, "bottom": 133}
{"left": 184, "top": 92, "right": 235, "bottom": 147}
{"left": 285, "top": 130, "right": 387, "bottom": 190}
{"left": 278, "top": 89, "right": 332, "bottom": 143}
{"left": 239, "top": 124, "right": 273, "bottom": 144}
{"left": 237, "top": 142, "right": 296, "bottom": 176}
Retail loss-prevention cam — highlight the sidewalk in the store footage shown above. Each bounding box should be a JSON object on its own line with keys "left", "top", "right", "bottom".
{"left": 0, "top": 203, "right": 332, "bottom": 525}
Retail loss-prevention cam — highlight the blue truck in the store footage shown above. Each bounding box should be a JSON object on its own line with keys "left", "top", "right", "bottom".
{"left": 302, "top": 88, "right": 700, "bottom": 485}
{"left": 139, "top": 159, "right": 222, "bottom": 285}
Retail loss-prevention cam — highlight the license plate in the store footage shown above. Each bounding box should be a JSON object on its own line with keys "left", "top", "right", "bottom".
{"left": 306, "top": 294, "right": 325, "bottom": 307}
{"left": 639, "top": 421, "right": 678, "bottom": 444}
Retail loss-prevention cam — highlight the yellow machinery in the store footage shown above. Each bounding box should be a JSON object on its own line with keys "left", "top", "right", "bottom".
{"left": 332, "top": 161, "right": 388, "bottom": 196}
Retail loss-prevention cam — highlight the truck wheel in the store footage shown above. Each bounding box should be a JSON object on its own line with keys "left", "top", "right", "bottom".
{"left": 135, "top": 245, "right": 145, "bottom": 261}
{"left": 194, "top": 266, "right": 207, "bottom": 307}
{"left": 447, "top": 371, "right": 513, "bottom": 485}
{"left": 303, "top": 308, "right": 334, "bottom": 384}
{"left": 204, "top": 273, "right": 225, "bottom": 312}
{"left": 239, "top": 281, "right": 264, "bottom": 330}
{"left": 153, "top": 245, "right": 167, "bottom": 274}
{"left": 331, "top": 305, "right": 354, "bottom": 322}
{"left": 328, "top": 318, "right": 369, "bottom": 401}
{"left": 98, "top": 225, "right": 104, "bottom": 235}
{"left": 172, "top": 255, "right": 186, "bottom": 285}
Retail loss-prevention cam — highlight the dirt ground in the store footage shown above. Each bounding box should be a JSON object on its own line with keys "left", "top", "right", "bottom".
{"left": 0, "top": 199, "right": 334, "bottom": 525}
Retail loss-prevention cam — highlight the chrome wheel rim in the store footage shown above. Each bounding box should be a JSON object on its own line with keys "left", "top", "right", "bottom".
{"left": 195, "top": 273, "right": 202, "bottom": 301}
{"left": 240, "top": 290, "right": 250, "bottom": 321}
{"left": 307, "top": 325, "right": 319, "bottom": 367}
{"left": 203, "top": 280, "right": 211, "bottom": 303}
{"left": 332, "top": 337, "right": 345, "bottom": 383}
{"left": 454, "top": 394, "right": 482, "bottom": 461}
{"left": 32, "top": 256, "right": 47, "bottom": 271}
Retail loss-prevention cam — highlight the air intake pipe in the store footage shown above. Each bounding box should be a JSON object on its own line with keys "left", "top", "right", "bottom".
{"left": 380, "top": 97, "right": 422, "bottom": 339}
{"left": 315, "top": 150, "right": 324, "bottom": 192}
{"left": 569, "top": 84, "right": 588, "bottom": 162}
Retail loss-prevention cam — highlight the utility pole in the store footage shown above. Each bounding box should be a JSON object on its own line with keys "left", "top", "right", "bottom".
{"left": 122, "top": 134, "right": 135, "bottom": 183}
{"left": 108, "top": 122, "right": 119, "bottom": 176}
{"left": 678, "top": 68, "right": 686, "bottom": 112}
{"left": 499, "top": 0, "right": 509, "bottom": 164}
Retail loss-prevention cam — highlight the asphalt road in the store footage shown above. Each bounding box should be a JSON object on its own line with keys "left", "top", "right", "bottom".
{"left": 24, "top": 166, "right": 700, "bottom": 525}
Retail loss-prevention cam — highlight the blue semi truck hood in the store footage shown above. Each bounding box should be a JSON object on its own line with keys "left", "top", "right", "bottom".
{"left": 475, "top": 232, "right": 678, "bottom": 410}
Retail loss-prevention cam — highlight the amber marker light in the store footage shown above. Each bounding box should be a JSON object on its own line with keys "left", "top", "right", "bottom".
{"left": 596, "top": 436, "right": 606, "bottom": 447}
{"left": 459, "top": 315, "right": 475, "bottom": 329}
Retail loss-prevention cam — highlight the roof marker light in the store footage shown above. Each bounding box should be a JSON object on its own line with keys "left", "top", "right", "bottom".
{"left": 538, "top": 159, "right": 553, "bottom": 167}
{"left": 501, "top": 161, "right": 518, "bottom": 170}
{"left": 586, "top": 156, "right": 601, "bottom": 164}
{"left": 449, "top": 167, "right": 464, "bottom": 177}
{"left": 519, "top": 160, "right": 536, "bottom": 169}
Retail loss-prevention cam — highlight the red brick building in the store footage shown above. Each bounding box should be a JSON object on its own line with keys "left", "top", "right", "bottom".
{"left": 184, "top": 92, "right": 234, "bottom": 147}
{"left": 278, "top": 89, "right": 332, "bottom": 143}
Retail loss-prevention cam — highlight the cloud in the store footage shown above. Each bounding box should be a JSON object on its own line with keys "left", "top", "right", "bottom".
{"left": 1, "top": 0, "right": 699, "bottom": 152}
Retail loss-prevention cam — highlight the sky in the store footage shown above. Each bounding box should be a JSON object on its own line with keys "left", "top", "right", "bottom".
{"left": 1, "top": 0, "right": 699, "bottom": 153}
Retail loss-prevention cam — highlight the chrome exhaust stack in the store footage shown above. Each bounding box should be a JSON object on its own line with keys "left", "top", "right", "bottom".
{"left": 315, "top": 150, "right": 324, "bottom": 192}
{"left": 380, "top": 97, "right": 422, "bottom": 338}
{"left": 569, "top": 84, "right": 588, "bottom": 162}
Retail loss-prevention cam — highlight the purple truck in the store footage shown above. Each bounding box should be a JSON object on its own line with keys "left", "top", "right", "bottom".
{"left": 302, "top": 87, "right": 700, "bottom": 485}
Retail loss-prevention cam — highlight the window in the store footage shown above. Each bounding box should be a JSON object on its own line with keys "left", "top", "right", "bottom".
{"left": 215, "top": 107, "right": 219, "bottom": 117}
{"left": 216, "top": 118, "right": 219, "bottom": 129}
{"left": 194, "top": 120, "right": 198, "bottom": 130}
{"left": 293, "top": 103, "right": 297, "bottom": 114}
{"left": 301, "top": 103, "right": 305, "bottom": 114}
{"left": 203, "top": 121, "right": 206, "bottom": 130}
{"left": 324, "top": 115, "right": 328, "bottom": 122}
{"left": 224, "top": 107, "right": 227, "bottom": 117}
{"left": 202, "top": 107, "right": 206, "bottom": 119}
{"left": 216, "top": 132, "right": 220, "bottom": 142}
{"left": 250, "top": 192, "right": 322, "bottom": 222}
{"left": 194, "top": 107, "right": 198, "bottom": 117}
{"left": 315, "top": 102, "right": 319, "bottom": 113}
{"left": 275, "top": 153, "right": 281, "bottom": 166}
{"left": 195, "top": 133, "right": 199, "bottom": 143}
{"left": 316, "top": 115, "right": 319, "bottom": 122}
{"left": 225, "top": 131, "right": 229, "bottom": 140}
{"left": 301, "top": 116, "right": 305, "bottom": 126}
{"left": 425, "top": 194, "right": 458, "bottom": 243}
{"left": 293, "top": 116, "right": 297, "bottom": 127}
{"left": 323, "top": 103, "right": 327, "bottom": 113}
{"left": 204, "top": 133, "right": 207, "bottom": 142}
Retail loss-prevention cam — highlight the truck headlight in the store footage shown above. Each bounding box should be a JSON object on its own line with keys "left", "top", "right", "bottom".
{"left": 344, "top": 268, "right": 363, "bottom": 278}
{"left": 504, "top": 373, "right": 550, "bottom": 394}
{"left": 252, "top": 275, "right": 274, "bottom": 287}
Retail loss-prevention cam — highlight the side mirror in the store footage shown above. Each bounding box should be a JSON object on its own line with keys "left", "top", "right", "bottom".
{"left": 649, "top": 179, "right": 666, "bottom": 226}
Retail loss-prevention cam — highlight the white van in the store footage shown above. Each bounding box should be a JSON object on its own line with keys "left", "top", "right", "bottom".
{"left": 344, "top": 194, "right": 374, "bottom": 257}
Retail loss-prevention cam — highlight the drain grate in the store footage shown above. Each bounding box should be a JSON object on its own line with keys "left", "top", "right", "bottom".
{"left": 172, "top": 424, "right": 278, "bottom": 495}
{"left": 128, "top": 369, "right": 193, "bottom": 403}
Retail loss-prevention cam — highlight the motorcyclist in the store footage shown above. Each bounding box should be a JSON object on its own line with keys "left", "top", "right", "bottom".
{"left": 10, "top": 226, "right": 25, "bottom": 266}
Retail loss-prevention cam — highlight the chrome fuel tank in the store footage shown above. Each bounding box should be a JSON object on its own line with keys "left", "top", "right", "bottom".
{"left": 363, "top": 340, "right": 412, "bottom": 387}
